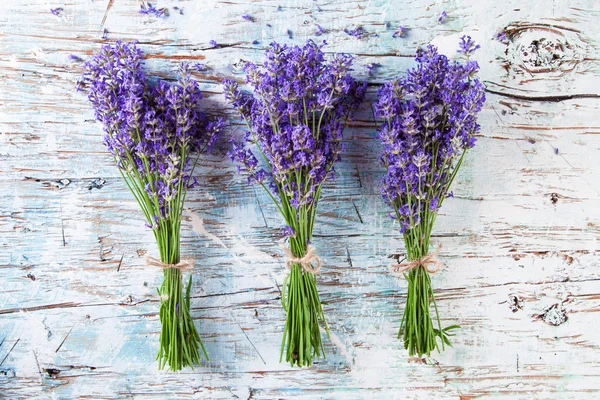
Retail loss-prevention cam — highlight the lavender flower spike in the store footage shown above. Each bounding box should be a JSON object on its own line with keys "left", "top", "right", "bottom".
{"left": 392, "top": 26, "right": 407, "bottom": 38}
{"left": 242, "top": 13, "right": 255, "bottom": 22}
{"left": 139, "top": 2, "right": 168, "bottom": 18}
{"left": 376, "top": 38, "right": 485, "bottom": 358}
{"left": 281, "top": 225, "right": 296, "bottom": 238}
{"left": 224, "top": 40, "right": 366, "bottom": 367}
{"left": 344, "top": 26, "right": 367, "bottom": 39}
{"left": 80, "top": 41, "right": 224, "bottom": 371}
{"left": 438, "top": 11, "right": 448, "bottom": 24}
{"left": 458, "top": 35, "right": 481, "bottom": 56}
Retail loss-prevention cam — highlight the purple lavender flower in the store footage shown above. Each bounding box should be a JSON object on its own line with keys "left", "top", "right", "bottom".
{"left": 495, "top": 30, "right": 509, "bottom": 43}
{"left": 68, "top": 54, "right": 83, "bottom": 62}
{"left": 224, "top": 41, "right": 364, "bottom": 368}
{"left": 79, "top": 41, "right": 224, "bottom": 229}
{"left": 375, "top": 40, "right": 485, "bottom": 234}
{"left": 366, "top": 62, "right": 381, "bottom": 77}
{"left": 139, "top": 2, "right": 168, "bottom": 18}
{"left": 209, "top": 40, "right": 218, "bottom": 48}
{"left": 315, "top": 24, "right": 325, "bottom": 36}
{"left": 50, "top": 7, "right": 63, "bottom": 16}
{"left": 102, "top": 28, "right": 108, "bottom": 39}
{"left": 80, "top": 44, "right": 220, "bottom": 369}
{"left": 392, "top": 26, "right": 407, "bottom": 38}
{"left": 281, "top": 225, "right": 296, "bottom": 238}
{"left": 438, "top": 11, "right": 448, "bottom": 24}
{"left": 223, "top": 40, "right": 365, "bottom": 214}
{"left": 344, "top": 26, "right": 367, "bottom": 39}
{"left": 287, "top": 29, "right": 293, "bottom": 39}
{"left": 458, "top": 35, "right": 481, "bottom": 57}
{"left": 242, "top": 13, "right": 255, "bottom": 22}
{"left": 192, "top": 63, "right": 209, "bottom": 72}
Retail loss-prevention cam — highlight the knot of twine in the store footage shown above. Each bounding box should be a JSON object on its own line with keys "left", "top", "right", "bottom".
{"left": 279, "top": 243, "right": 321, "bottom": 274}
{"left": 392, "top": 245, "right": 443, "bottom": 274}
{"left": 146, "top": 256, "right": 195, "bottom": 272}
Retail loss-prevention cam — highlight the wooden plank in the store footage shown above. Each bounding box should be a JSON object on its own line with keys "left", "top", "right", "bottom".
{"left": 1, "top": 0, "right": 599, "bottom": 398}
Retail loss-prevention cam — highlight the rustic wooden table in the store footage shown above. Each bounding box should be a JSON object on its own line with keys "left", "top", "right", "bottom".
{"left": 1, "top": 0, "right": 599, "bottom": 398}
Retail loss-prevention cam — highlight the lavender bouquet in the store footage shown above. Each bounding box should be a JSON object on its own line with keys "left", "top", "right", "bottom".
{"left": 79, "top": 41, "right": 224, "bottom": 370}
{"left": 224, "top": 41, "right": 365, "bottom": 367}
{"left": 375, "top": 37, "right": 485, "bottom": 357}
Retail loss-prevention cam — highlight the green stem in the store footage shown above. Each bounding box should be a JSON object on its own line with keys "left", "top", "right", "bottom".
{"left": 279, "top": 226, "right": 328, "bottom": 368}
{"left": 155, "top": 232, "right": 208, "bottom": 371}
{"left": 280, "top": 262, "right": 327, "bottom": 367}
{"left": 398, "top": 239, "right": 459, "bottom": 357}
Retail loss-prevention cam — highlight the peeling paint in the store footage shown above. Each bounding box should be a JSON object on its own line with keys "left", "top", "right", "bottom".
{"left": 0, "top": 0, "right": 599, "bottom": 398}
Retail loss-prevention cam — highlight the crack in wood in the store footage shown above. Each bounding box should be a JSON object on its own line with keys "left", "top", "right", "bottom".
{"left": 485, "top": 84, "right": 600, "bottom": 102}
{"left": 0, "top": 339, "right": 20, "bottom": 367}
{"left": 0, "top": 287, "right": 275, "bottom": 315}
{"left": 351, "top": 200, "right": 363, "bottom": 224}
{"left": 230, "top": 311, "right": 266, "bottom": 365}
{"left": 253, "top": 186, "right": 269, "bottom": 228}
{"left": 100, "top": 0, "right": 114, "bottom": 28}
{"left": 354, "top": 165, "right": 363, "bottom": 188}
{"left": 271, "top": 274, "right": 282, "bottom": 295}
{"left": 59, "top": 200, "right": 66, "bottom": 247}
{"left": 116, "top": 254, "right": 124, "bottom": 272}
{"left": 33, "top": 350, "right": 43, "bottom": 383}
{"left": 345, "top": 244, "right": 353, "bottom": 268}
{"left": 55, "top": 325, "right": 74, "bottom": 353}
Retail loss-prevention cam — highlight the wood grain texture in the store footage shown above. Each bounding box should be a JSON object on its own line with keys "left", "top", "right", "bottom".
{"left": 1, "top": 0, "right": 599, "bottom": 398}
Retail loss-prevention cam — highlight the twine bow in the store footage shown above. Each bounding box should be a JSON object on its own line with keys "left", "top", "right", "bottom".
{"left": 279, "top": 243, "right": 322, "bottom": 274}
{"left": 146, "top": 256, "right": 195, "bottom": 272}
{"left": 392, "top": 245, "right": 443, "bottom": 274}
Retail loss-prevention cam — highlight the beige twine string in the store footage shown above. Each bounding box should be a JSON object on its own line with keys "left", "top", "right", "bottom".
{"left": 146, "top": 256, "right": 195, "bottom": 272}
{"left": 392, "top": 244, "right": 443, "bottom": 274}
{"left": 279, "top": 243, "right": 322, "bottom": 274}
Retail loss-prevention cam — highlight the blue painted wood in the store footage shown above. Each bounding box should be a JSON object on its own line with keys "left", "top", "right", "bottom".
{"left": 0, "top": 0, "right": 599, "bottom": 398}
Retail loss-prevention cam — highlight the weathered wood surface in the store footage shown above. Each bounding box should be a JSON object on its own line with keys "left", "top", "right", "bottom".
{"left": 1, "top": 0, "right": 599, "bottom": 398}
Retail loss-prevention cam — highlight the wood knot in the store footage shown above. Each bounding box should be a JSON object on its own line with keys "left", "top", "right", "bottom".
{"left": 508, "top": 294, "right": 523, "bottom": 313}
{"left": 520, "top": 37, "right": 580, "bottom": 72}
{"left": 87, "top": 178, "right": 105, "bottom": 190}
{"left": 533, "top": 302, "right": 568, "bottom": 326}
{"left": 0, "top": 368, "right": 16, "bottom": 378}
{"left": 45, "top": 368, "right": 61, "bottom": 379}
{"left": 500, "top": 23, "right": 585, "bottom": 77}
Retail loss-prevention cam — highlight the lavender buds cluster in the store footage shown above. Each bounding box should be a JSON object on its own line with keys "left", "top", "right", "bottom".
{"left": 375, "top": 37, "right": 485, "bottom": 357}
{"left": 80, "top": 41, "right": 224, "bottom": 371}
{"left": 224, "top": 40, "right": 365, "bottom": 367}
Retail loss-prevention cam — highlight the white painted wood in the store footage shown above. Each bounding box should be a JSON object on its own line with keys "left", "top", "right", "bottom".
{"left": 0, "top": 0, "right": 599, "bottom": 398}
